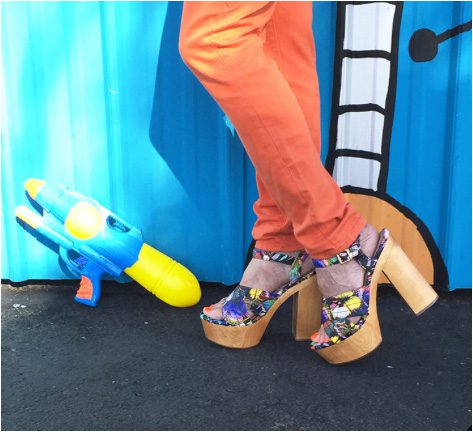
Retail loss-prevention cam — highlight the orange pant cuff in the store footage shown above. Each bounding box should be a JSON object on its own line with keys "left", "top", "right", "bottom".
{"left": 254, "top": 236, "right": 305, "bottom": 252}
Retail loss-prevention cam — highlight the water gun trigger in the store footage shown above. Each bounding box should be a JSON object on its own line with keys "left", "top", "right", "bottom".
{"left": 58, "top": 246, "right": 84, "bottom": 278}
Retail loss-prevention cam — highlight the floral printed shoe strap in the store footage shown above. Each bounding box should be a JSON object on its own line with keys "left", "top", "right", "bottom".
{"left": 221, "top": 248, "right": 309, "bottom": 325}
{"left": 312, "top": 229, "right": 391, "bottom": 348}
{"left": 321, "top": 287, "right": 369, "bottom": 322}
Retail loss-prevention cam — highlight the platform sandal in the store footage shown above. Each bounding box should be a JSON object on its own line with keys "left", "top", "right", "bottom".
{"left": 310, "top": 228, "right": 439, "bottom": 364}
{"left": 200, "top": 248, "right": 321, "bottom": 348}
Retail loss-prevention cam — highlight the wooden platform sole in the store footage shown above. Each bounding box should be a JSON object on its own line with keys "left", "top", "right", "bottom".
{"left": 315, "top": 236, "right": 439, "bottom": 365}
{"left": 201, "top": 274, "right": 321, "bottom": 349}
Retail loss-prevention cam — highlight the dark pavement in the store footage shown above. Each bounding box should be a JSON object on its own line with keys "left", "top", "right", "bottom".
{"left": 1, "top": 281, "right": 471, "bottom": 431}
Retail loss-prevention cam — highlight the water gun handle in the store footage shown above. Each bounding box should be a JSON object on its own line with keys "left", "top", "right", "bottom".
{"left": 59, "top": 247, "right": 104, "bottom": 307}
{"left": 75, "top": 261, "right": 104, "bottom": 307}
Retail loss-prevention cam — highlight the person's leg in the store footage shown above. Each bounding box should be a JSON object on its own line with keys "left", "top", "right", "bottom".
{"left": 179, "top": 1, "right": 365, "bottom": 257}
{"left": 249, "top": 3, "right": 380, "bottom": 294}
{"left": 252, "top": 1, "right": 321, "bottom": 253}
{"left": 200, "top": 2, "right": 321, "bottom": 319}
{"left": 252, "top": 3, "right": 379, "bottom": 341}
{"left": 201, "top": 2, "right": 322, "bottom": 319}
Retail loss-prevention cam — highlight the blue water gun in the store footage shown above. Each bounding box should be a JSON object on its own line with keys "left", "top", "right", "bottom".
{"left": 15, "top": 179, "right": 201, "bottom": 307}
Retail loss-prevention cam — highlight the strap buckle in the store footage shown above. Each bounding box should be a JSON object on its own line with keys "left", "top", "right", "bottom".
{"left": 336, "top": 248, "right": 356, "bottom": 264}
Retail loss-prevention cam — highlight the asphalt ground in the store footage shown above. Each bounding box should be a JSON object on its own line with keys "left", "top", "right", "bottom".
{"left": 1, "top": 281, "right": 471, "bottom": 431}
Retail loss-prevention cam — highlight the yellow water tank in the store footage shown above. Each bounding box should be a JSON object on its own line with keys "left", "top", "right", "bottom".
{"left": 125, "top": 243, "right": 201, "bottom": 307}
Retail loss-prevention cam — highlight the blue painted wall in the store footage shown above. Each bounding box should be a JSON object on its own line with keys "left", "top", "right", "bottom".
{"left": 1, "top": 2, "right": 471, "bottom": 289}
{"left": 388, "top": 1, "right": 472, "bottom": 289}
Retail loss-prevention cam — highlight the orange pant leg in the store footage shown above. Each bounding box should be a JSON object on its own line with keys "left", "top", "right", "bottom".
{"left": 179, "top": 1, "right": 365, "bottom": 258}
{"left": 252, "top": 1, "right": 323, "bottom": 252}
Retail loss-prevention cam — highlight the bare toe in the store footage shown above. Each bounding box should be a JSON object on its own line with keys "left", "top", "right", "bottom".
{"left": 203, "top": 304, "right": 224, "bottom": 320}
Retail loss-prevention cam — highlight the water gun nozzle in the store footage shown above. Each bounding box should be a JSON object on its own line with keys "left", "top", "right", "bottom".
{"left": 25, "top": 178, "right": 46, "bottom": 199}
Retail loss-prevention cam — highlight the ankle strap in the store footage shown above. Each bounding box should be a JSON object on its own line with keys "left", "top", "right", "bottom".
{"left": 253, "top": 248, "right": 309, "bottom": 283}
{"left": 312, "top": 235, "right": 374, "bottom": 270}
{"left": 253, "top": 248, "right": 309, "bottom": 265}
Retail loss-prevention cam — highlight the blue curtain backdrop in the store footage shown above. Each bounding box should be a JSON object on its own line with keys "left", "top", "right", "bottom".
{"left": 1, "top": 1, "right": 471, "bottom": 289}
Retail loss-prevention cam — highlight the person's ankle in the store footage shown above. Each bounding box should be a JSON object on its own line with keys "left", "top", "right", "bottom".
{"left": 315, "top": 224, "right": 379, "bottom": 298}
{"left": 240, "top": 250, "right": 313, "bottom": 292}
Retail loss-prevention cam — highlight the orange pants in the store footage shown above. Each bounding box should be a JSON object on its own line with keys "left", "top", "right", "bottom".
{"left": 179, "top": 1, "right": 366, "bottom": 258}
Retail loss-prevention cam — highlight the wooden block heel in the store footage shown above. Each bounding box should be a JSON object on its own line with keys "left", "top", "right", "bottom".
{"left": 292, "top": 280, "right": 322, "bottom": 341}
{"left": 382, "top": 239, "right": 439, "bottom": 315}
{"left": 201, "top": 274, "right": 318, "bottom": 349}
